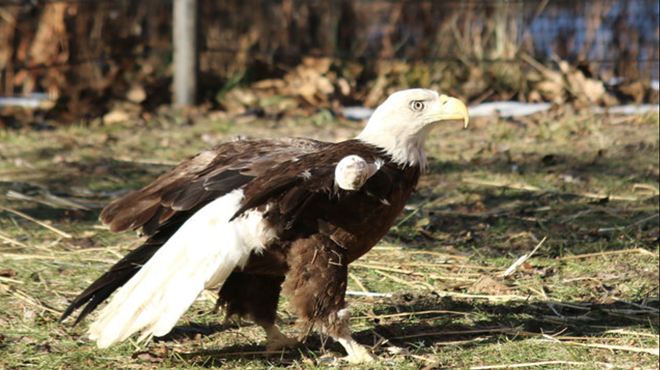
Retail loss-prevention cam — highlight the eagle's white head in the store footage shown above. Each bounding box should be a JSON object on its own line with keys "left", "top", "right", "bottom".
{"left": 356, "top": 89, "right": 469, "bottom": 168}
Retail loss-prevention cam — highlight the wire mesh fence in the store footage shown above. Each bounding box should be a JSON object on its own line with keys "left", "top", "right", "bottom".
{"left": 0, "top": 0, "right": 658, "bottom": 105}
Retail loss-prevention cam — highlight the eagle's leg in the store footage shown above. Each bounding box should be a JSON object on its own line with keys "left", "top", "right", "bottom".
{"left": 283, "top": 235, "right": 376, "bottom": 363}
{"left": 330, "top": 307, "right": 378, "bottom": 363}
{"left": 262, "top": 323, "right": 298, "bottom": 351}
{"left": 217, "top": 272, "right": 297, "bottom": 350}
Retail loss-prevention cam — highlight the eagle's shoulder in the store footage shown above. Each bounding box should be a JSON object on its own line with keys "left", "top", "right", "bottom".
{"left": 235, "top": 140, "right": 401, "bottom": 221}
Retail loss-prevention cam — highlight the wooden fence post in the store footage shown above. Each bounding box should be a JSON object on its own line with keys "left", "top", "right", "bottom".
{"left": 173, "top": 0, "right": 198, "bottom": 106}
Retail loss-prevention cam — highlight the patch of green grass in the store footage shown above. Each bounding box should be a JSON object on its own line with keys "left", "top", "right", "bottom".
{"left": 1, "top": 108, "right": 658, "bottom": 369}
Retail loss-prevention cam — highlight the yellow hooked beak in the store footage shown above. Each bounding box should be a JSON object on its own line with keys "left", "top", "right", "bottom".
{"left": 435, "top": 94, "right": 470, "bottom": 129}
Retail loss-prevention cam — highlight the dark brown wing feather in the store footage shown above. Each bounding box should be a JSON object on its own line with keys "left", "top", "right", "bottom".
{"left": 60, "top": 210, "right": 191, "bottom": 325}
{"left": 100, "top": 137, "right": 329, "bottom": 234}
{"left": 61, "top": 137, "right": 330, "bottom": 324}
{"left": 235, "top": 140, "right": 385, "bottom": 220}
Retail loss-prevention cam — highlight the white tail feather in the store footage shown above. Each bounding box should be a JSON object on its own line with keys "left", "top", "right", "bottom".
{"left": 88, "top": 189, "right": 271, "bottom": 348}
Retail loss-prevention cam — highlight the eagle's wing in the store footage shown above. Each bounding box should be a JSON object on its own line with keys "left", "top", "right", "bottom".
{"left": 101, "top": 137, "right": 330, "bottom": 235}
{"left": 61, "top": 137, "right": 329, "bottom": 325}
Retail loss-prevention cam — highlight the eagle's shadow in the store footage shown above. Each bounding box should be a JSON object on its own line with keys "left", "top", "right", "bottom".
{"left": 151, "top": 292, "right": 658, "bottom": 366}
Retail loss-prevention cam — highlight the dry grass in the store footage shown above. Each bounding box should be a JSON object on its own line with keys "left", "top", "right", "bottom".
{"left": 0, "top": 106, "right": 658, "bottom": 369}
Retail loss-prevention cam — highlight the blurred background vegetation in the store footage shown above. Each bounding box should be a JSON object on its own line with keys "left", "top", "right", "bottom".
{"left": 0, "top": 0, "right": 658, "bottom": 125}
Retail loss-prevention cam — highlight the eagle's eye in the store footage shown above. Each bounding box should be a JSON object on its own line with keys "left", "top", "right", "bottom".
{"left": 410, "top": 100, "right": 425, "bottom": 112}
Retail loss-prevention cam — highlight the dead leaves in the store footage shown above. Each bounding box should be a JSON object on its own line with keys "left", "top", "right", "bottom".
{"left": 523, "top": 53, "right": 619, "bottom": 107}
{"left": 467, "top": 276, "right": 514, "bottom": 296}
{"left": 132, "top": 343, "right": 170, "bottom": 363}
{"left": 0, "top": 269, "right": 17, "bottom": 279}
{"left": 218, "top": 57, "right": 345, "bottom": 117}
{"left": 252, "top": 57, "right": 340, "bottom": 107}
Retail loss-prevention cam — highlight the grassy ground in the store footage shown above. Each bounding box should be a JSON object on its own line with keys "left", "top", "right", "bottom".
{"left": 0, "top": 106, "right": 658, "bottom": 369}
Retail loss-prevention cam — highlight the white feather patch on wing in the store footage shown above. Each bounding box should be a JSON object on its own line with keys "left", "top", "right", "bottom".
{"left": 335, "top": 155, "right": 382, "bottom": 191}
{"left": 88, "top": 189, "right": 273, "bottom": 348}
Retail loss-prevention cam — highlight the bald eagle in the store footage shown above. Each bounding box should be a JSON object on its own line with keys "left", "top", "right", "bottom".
{"left": 60, "top": 89, "right": 469, "bottom": 363}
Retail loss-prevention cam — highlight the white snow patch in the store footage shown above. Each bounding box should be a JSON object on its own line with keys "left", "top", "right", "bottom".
{"left": 0, "top": 93, "right": 51, "bottom": 108}
{"left": 590, "top": 105, "right": 659, "bottom": 115}
{"left": 468, "top": 101, "right": 552, "bottom": 118}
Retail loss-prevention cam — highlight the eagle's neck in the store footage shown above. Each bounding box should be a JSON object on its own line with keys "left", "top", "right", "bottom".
{"left": 356, "top": 126, "right": 432, "bottom": 169}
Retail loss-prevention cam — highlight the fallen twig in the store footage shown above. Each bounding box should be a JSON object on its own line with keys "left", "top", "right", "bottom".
{"left": 435, "top": 291, "right": 531, "bottom": 302}
{"left": 6, "top": 190, "right": 101, "bottom": 210}
{"left": 351, "top": 262, "right": 423, "bottom": 276}
{"left": 395, "top": 199, "right": 431, "bottom": 228}
{"left": 0, "top": 230, "right": 28, "bottom": 248}
{"left": 114, "top": 156, "right": 179, "bottom": 166}
{"left": 561, "top": 341, "right": 659, "bottom": 356}
{"left": 352, "top": 309, "right": 470, "bottom": 320}
{"left": 372, "top": 269, "right": 432, "bottom": 290}
{"left": 398, "top": 250, "right": 470, "bottom": 260}
{"left": 0, "top": 206, "right": 72, "bottom": 238}
{"left": 463, "top": 178, "right": 638, "bottom": 201}
{"left": 346, "top": 291, "right": 392, "bottom": 298}
{"left": 502, "top": 236, "right": 547, "bottom": 277}
{"left": 0, "top": 253, "right": 117, "bottom": 265}
{"left": 561, "top": 248, "right": 658, "bottom": 260}
{"left": 0, "top": 276, "right": 24, "bottom": 284}
{"left": 611, "top": 297, "right": 660, "bottom": 313}
{"left": 470, "top": 360, "right": 610, "bottom": 369}
{"left": 0, "top": 253, "right": 56, "bottom": 260}
{"left": 597, "top": 213, "right": 659, "bottom": 233}
{"left": 348, "top": 272, "right": 369, "bottom": 293}
{"left": 8, "top": 287, "right": 62, "bottom": 315}
{"left": 604, "top": 329, "right": 660, "bottom": 338}
{"left": 633, "top": 183, "right": 660, "bottom": 195}
{"left": 178, "top": 349, "right": 292, "bottom": 358}
{"left": 394, "top": 327, "right": 519, "bottom": 340}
